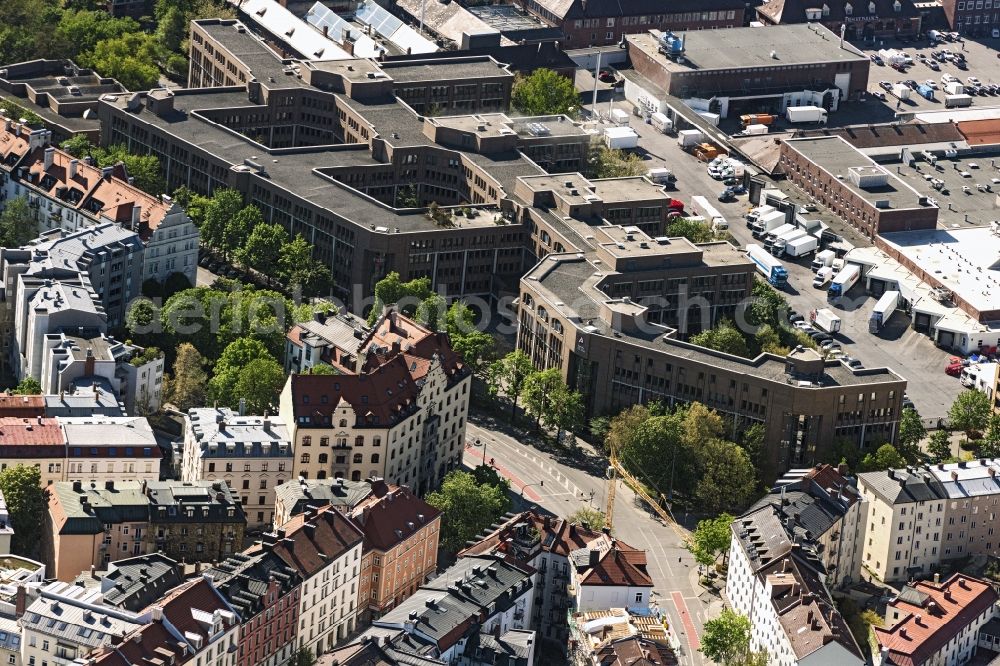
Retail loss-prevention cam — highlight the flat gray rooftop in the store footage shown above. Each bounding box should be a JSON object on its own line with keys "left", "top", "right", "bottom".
{"left": 197, "top": 21, "right": 310, "bottom": 89}
{"left": 628, "top": 24, "right": 867, "bottom": 73}
{"left": 381, "top": 58, "right": 511, "bottom": 83}
{"left": 784, "top": 136, "right": 930, "bottom": 211}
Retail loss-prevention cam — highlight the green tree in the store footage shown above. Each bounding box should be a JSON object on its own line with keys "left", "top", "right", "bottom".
{"left": 173, "top": 186, "right": 212, "bottom": 226}
{"left": 0, "top": 196, "right": 38, "bottom": 247}
{"left": 551, "top": 385, "right": 585, "bottom": 442}
{"left": 696, "top": 439, "right": 756, "bottom": 514}
{"left": 201, "top": 189, "right": 244, "bottom": 252}
{"left": 470, "top": 464, "right": 510, "bottom": 493}
{"left": 426, "top": 470, "right": 509, "bottom": 553}
{"left": 487, "top": 350, "right": 536, "bottom": 422}
{"left": 235, "top": 221, "right": 285, "bottom": 281}
{"left": 687, "top": 514, "right": 735, "bottom": 567}
{"left": 591, "top": 145, "right": 647, "bottom": 178}
{"left": 927, "top": 429, "right": 954, "bottom": 463}
{"left": 860, "top": 443, "right": 906, "bottom": 472}
{"left": 949, "top": 390, "right": 991, "bottom": 444}
{"left": 232, "top": 357, "right": 285, "bottom": 414}
{"left": 701, "top": 609, "right": 752, "bottom": 666}
{"left": 523, "top": 367, "right": 564, "bottom": 431}
{"left": 511, "top": 68, "right": 579, "bottom": 116}
{"left": 54, "top": 10, "right": 139, "bottom": 58}
{"left": 306, "top": 364, "right": 337, "bottom": 375}
{"left": 664, "top": 217, "right": 716, "bottom": 243}
{"left": 11, "top": 377, "right": 41, "bottom": 395}
{"left": 690, "top": 320, "right": 750, "bottom": 357}
{"left": 444, "top": 301, "right": 494, "bottom": 376}
{"left": 754, "top": 324, "right": 787, "bottom": 355}
{"left": 208, "top": 338, "right": 276, "bottom": 409}
{"left": 568, "top": 506, "right": 606, "bottom": 531}
{"left": 155, "top": 5, "right": 187, "bottom": 52}
{"left": 163, "top": 272, "right": 192, "bottom": 300}
{"left": 415, "top": 292, "right": 446, "bottom": 331}
{"left": 897, "top": 407, "right": 926, "bottom": 462}
{"left": 981, "top": 413, "right": 1000, "bottom": 458}
{"left": 79, "top": 33, "right": 161, "bottom": 91}
{"left": 0, "top": 465, "right": 44, "bottom": 556}
{"left": 165, "top": 343, "right": 207, "bottom": 411}
{"left": 60, "top": 134, "right": 95, "bottom": 158}
{"left": 278, "top": 235, "right": 331, "bottom": 297}
{"left": 369, "top": 272, "right": 432, "bottom": 323}
{"left": 589, "top": 415, "right": 611, "bottom": 442}
{"left": 221, "top": 205, "right": 259, "bottom": 262}
{"left": 292, "top": 647, "right": 315, "bottom": 666}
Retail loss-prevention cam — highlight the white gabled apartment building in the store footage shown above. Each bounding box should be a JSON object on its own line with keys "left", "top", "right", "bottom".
{"left": 728, "top": 490, "right": 865, "bottom": 666}
{"left": 279, "top": 308, "right": 471, "bottom": 495}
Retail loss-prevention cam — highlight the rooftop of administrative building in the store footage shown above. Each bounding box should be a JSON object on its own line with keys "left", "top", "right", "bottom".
{"left": 626, "top": 24, "right": 867, "bottom": 73}
{"left": 782, "top": 136, "right": 935, "bottom": 212}
{"left": 523, "top": 248, "right": 906, "bottom": 388}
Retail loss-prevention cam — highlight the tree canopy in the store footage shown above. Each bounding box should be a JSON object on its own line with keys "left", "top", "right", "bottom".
{"left": 687, "top": 513, "right": 735, "bottom": 567}
{"left": 591, "top": 145, "right": 647, "bottom": 178}
{"left": 0, "top": 196, "right": 39, "bottom": 248}
{"left": 426, "top": 471, "right": 510, "bottom": 553}
{"left": 0, "top": 465, "right": 45, "bottom": 557}
{"left": 949, "top": 390, "right": 991, "bottom": 443}
{"left": 511, "top": 68, "right": 579, "bottom": 116}
{"left": 701, "top": 610, "right": 753, "bottom": 666}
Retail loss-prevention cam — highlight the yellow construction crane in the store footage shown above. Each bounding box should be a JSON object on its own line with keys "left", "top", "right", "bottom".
{"left": 604, "top": 440, "right": 685, "bottom": 539}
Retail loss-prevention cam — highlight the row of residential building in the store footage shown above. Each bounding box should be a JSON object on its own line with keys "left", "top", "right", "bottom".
{"left": 727, "top": 462, "right": 1000, "bottom": 666}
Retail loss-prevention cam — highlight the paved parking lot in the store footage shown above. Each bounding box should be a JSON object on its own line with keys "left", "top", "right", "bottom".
{"left": 859, "top": 35, "right": 1000, "bottom": 114}
{"left": 581, "top": 93, "right": 962, "bottom": 420}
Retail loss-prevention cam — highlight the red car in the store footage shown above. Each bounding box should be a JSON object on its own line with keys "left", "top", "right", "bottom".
{"left": 945, "top": 362, "right": 963, "bottom": 376}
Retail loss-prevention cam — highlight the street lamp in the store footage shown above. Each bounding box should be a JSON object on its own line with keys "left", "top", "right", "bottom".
{"left": 472, "top": 438, "right": 492, "bottom": 468}
{"left": 520, "top": 480, "right": 544, "bottom": 497}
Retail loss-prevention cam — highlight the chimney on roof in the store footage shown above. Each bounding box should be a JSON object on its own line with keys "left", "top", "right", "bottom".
{"left": 43, "top": 146, "right": 55, "bottom": 171}
{"left": 238, "top": 398, "right": 246, "bottom": 416}
{"left": 68, "top": 159, "right": 78, "bottom": 179}
{"left": 131, "top": 204, "right": 141, "bottom": 227}
{"left": 952, "top": 471, "right": 959, "bottom": 481}
{"left": 900, "top": 627, "right": 908, "bottom": 639}
{"left": 14, "top": 585, "right": 26, "bottom": 618}
{"left": 934, "top": 572, "right": 940, "bottom": 584}
{"left": 588, "top": 549, "right": 600, "bottom": 568}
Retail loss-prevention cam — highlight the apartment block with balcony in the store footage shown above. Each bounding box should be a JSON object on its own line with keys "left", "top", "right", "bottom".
{"left": 182, "top": 408, "right": 293, "bottom": 528}
{"left": 145, "top": 481, "right": 247, "bottom": 565}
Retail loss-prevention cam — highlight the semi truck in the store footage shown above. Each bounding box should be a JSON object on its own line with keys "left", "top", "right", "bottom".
{"left": 690, "top": 196, "right": 728, "bottom": 231}
{"left": 813, "top": 266, "right": 834, "bottom": 288}
{"left": 828, "top": 264, "right": 860, "bottom": 300}
{"left": 945, "top": 93, "right": 973, "bottom": 108}
{"left": 811, "top": 249, "right": 836, "bottom": 272}
{"left": 746, "top": 244, "right": 788, "bottom": 288}
{"left": 784, "top": 234, "right": 819, "bottom": 258}
{"left": 771, "top": 228, "right": 808, "bottom": 255}
{"left": 763, "top": 223, "right": 796, "bottom": 250}
{"left": 869, "top": 290, "right": 900, "bottom": 333}
{"left": 786, "top": 106, "right": 828, "bottom": 124}
{"left": 812, "top": 308, "right": 842, "bottom": 334}
{"left": 746, "top": 205, "right": 776, "bottom": 227}
{"left": 750, "top": 210, "right": 786, "bottom": 239}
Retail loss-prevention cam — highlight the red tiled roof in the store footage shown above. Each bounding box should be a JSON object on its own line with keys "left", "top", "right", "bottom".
{"left": 595, "top": 636, "right": 678, "bottom": 666}
{"left": 350, "top": 485, "right": 441, "bottom": 552}
{"left": 0, "top": 417, "right": 65, "bottom": 457}
{"left": 267, "top": 506, "right": 364, "bottom": 577}
{"left": 103, "top": 622, "right": 189, "bottom": 666}
{"left": 579, "top": 545, "right": 654, "bottom": 588}
{"left": 0, "top": 395, "right": 45, "bottom": 418}
{"left": 875, "top": 574, "right": 997, "bottom": 666}
{"left": 957, "top": 119, "right": 1000, "bottom": 147}
{"left": 157, "top": 578, "right": 235, "bottom": 645}
{"left": 459, "top": 511, "right": 605, "bottom": 559}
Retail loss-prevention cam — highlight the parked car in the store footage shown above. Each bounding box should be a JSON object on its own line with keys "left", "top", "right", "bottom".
{"left": 788, "top": 313, "right": 805, "bottom": 323}
{"left": 598, "top": 69, "right": 617, "bottom": 83}
{"left": 845, "top": 357, "right": 863, "bottom": 369}
{"left": 718, "top": 190, "right": 736, "bottom": 203}
{"left": 945, "top": 362, "right": 963, "bottom": 376}
{"left": 928, "top": 61, "right": 940, "bottom": 71}
{"left": 879, "top": 80, "right": 893, "bottom": 90}
{"left": 871, "top": 54, "right": 884, "bottom": 65}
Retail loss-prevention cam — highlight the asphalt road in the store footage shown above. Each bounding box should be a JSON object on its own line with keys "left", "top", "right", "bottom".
{"left": 463, "top": 419, "right": 722, "bottom": 666}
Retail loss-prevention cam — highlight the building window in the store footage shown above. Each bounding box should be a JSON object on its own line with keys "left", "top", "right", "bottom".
{"left": 301, "top": 453, "right": 311, "bottom": 464}
{"left": 353, "top": 453, "right": 363, "bottom": 464}
{"left": 319, "top": 454, "right": 328, "bottom": 464}
{"left": 302, "top": 436, "right": 312, "bottom": 446}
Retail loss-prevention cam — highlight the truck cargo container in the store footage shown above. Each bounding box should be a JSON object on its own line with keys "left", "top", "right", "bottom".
{"left": 917, "top": 84, "right": 935, "bottom": 100}
{"left": 604, "top": 126, "right": 639, "bottom": 149}
{"left": 828, "top": 264, "right": 860, "bottom": 299}
{"left": 743, "top": 123, "right": 769, "bottom": 136}
{"left": 746, "top": 205, "right": 776, "bottom": 227}
{"left": 784, "top": 234, "right": 819, "bottom": 258}
{"left": 677, "top": 129, "right": 704, "bottom": 147}
{"left": 813, "top": 266, "right": 834, "bottom": 288}
{"left": 945, "top": 93, "right": 972, "bottom": 108}
{"left": 648, "top": 168, "right": 677, "bottom": 185}
{"left": 771, "top": 228, "right": 808, "bottom": 255}
{"left": 869, "top": 290, "right": 900, "bottom": 333}
{"left": 752, "top": 212, "right": 788, "bottom": 239}
{"left": 763, "top": 223, "right": 796, "bottom": 250}
{"left": 811, "top": 249, "right": 836, "bottom": 272}
{"left": 944, "top": 81, "right": 964, "bottom": 95}
{"left": 651, "top": 112, "right": 673, "bottom": 134}
{"left": 611, "top": 109, "right": 630, "bottom": 125}
{"left": 812, "top": 308, "right": 842, "bottom": 334}
{"left": 892, "top": 83, "right": 912, "bottom": 100}
{"left": 746, "top": 244, "right": 788, "bottom": 287}
{"left": 690, "top": 195, "right": 728, "bottom": 232}
{"left": 786, "top": 106, "right": 828, "bottom": 123}
{"left": 740, "top": 113, "right": 776, "bottom": 126}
